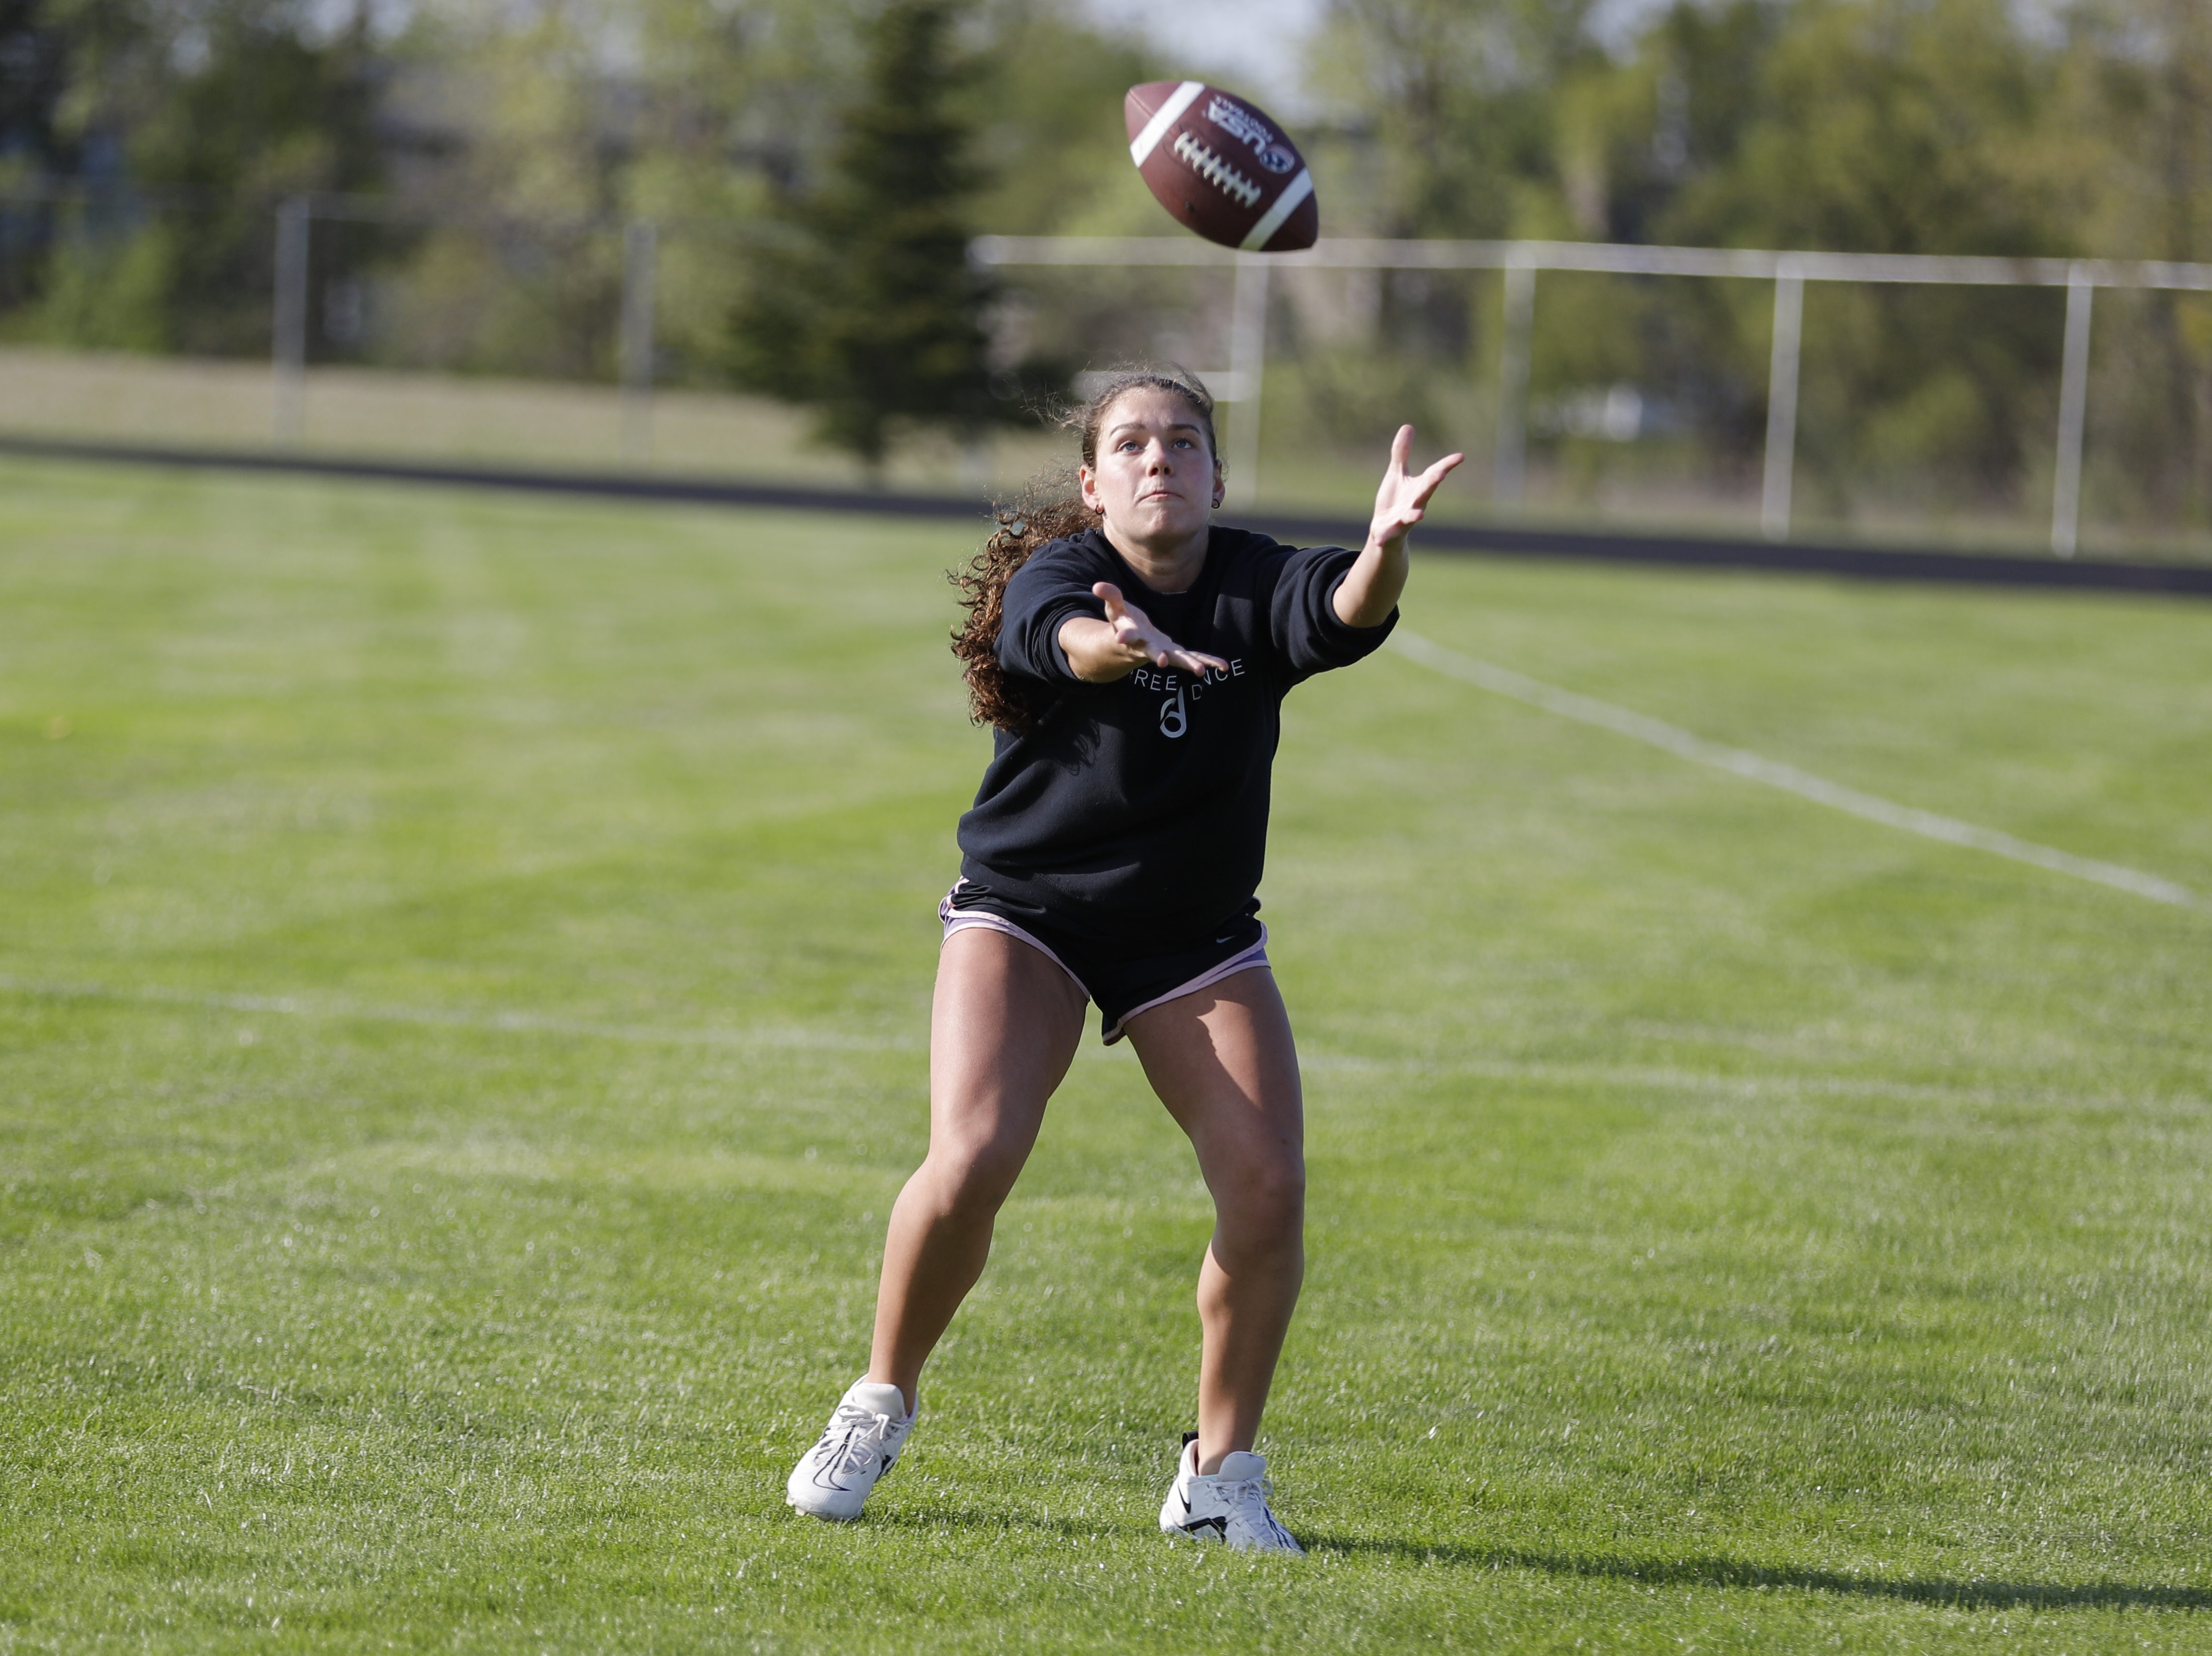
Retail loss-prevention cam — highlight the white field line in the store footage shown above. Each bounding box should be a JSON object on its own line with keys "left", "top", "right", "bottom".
{"left": 4, "top": 972, "right": 2199, "bottom": 1113}
{"left": 1391, "top": 630, "right": 2204, "bottom": 912}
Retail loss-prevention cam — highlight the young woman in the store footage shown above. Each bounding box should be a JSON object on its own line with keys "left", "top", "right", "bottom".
{"left": 786, "top": 370, "right": 1461, "bottom": 1551}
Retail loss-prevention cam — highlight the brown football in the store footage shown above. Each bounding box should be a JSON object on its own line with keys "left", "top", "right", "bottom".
{"left": 1125, "top": 81, "right": 1319, "bottom": 253}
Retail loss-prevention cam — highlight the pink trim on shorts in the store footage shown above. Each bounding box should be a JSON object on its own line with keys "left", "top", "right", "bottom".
{"left": 1099, "top": 926, "right": 1271, "bottom": 1046}
{"left": 938, "top": 888, "right": 1088, "bottom": 999}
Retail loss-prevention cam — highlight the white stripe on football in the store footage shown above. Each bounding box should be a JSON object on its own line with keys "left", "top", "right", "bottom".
{"left": 1124, "top": 81, "right": 1320, "bottom": 254}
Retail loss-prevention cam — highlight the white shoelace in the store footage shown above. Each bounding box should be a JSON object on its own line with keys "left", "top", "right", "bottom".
{"left": 1215, "top": 1472, "right": 1294, "bottom": 1544}
{"left": 815, "top": 1402, "right": 901, "bottom": 1477}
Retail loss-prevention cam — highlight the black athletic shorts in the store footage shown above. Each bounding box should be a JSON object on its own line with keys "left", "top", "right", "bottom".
{"left": 938, "top": 879, "right": 1270, "bottom": 1046}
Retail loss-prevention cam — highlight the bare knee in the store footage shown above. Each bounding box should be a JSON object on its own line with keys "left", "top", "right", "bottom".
{"left": 913, "top": 1136, "right": 1028, "bottom": 1225}
{"left": 1215, "top": 1154, "right": 1305, "bottom": 1251}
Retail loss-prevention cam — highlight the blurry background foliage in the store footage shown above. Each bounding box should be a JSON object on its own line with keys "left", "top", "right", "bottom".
{"left": 0, "top": 0, "right": 2207, "bottom": 527}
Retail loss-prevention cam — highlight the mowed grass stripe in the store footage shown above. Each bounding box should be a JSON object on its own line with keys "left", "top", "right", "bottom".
{"left": 3, "top": 458, "right": 2209, "bottom": 1650}
{"left": 4, "top": 970, "right": 2205, "bottom": 1116}
{"left": 0, "top": 973, "right": 924, "bottom": 1052}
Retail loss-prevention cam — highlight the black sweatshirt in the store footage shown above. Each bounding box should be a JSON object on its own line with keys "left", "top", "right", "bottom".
{"left": 956, "top": 525, "right": 1396, "bottom": 944}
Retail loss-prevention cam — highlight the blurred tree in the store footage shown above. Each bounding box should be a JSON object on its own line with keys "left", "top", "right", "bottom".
{"left": 1508, "top": 0, "right": 2085, "bottom": 509}
{"left": 7, "top": 0, "right": 2199, "bottom": 535}
{"left": 959, "top": 0, "right": 1155, "bottom": 236}
{"left": 2049, "top": 0, "right": 2212, "bottom": 526}
{"left": 0, "top": 0, "right": 76, "bottom": 309}
{"left": 135, "top": 0, "right": 384, "bottom": 354}
{"left": 1552, "top": 0, "right": 1783, "bottom": 246}
{"left": 1308, "top": 0, "right": 1601, "bottom": 240}
{"left": 12, "top": 0, "right": 387, "bottom": 352}
{"left": 366, "top": 0, "right": 634, "bottom": 379}
{"left": 1301, "top": 0, "right": 1604, "bottom": 397}
{"left": 729, "top": 0, "right": 997, "bottom": 474}
{"left": 1654, "top": 0, "right": 2070, "bottom": 258}
{"left": 371, "top": 0, "right": 1140, "bottom": 389}
{"left": 614, "top": 0, "right": 852, "bottom": 379}
{"left": 2067, "top": 0, "right": 2212, "bottom": 265}
{"left": 0, "top": 0, "right": 71, "bottom": 179}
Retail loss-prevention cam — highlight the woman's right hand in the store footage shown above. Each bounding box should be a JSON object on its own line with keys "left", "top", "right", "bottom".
{"left": 1058, "top": 583, "right": 1229, "bottom": 683}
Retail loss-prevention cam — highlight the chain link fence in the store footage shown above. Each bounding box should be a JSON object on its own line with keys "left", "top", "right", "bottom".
{"left": 978, "top": 235, "right": 2212, "bottom": 562}
{"left": 5, "top": 190, "right": 2211, "bottom": 562}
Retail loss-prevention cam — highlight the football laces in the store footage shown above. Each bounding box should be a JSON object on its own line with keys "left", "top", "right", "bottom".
{"left": 1172, "top": 131, "right": 1261, "bottom": 209}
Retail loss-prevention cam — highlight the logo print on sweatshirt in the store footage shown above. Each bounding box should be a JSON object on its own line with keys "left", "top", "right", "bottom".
{"left": 1160, "top": 688, "right": 1188, "bottom": 739}
{"left": 1131, "top": 659, "right": 1245, "bottom": 739}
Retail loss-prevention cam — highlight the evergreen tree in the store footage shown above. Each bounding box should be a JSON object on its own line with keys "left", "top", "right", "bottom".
{"left": 730, "top": 0, "right": 995, "bottom": 474}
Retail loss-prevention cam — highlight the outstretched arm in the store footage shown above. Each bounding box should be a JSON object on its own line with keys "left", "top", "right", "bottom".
{"left": 1333, "top": 425, "right": 1465, "bottom": 628}
{"left": 1058, "top": 583, "right": 1230, "bottom": 683}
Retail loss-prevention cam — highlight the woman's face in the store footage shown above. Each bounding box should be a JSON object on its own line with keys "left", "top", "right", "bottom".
{"left": 1078, "top": 388, "right": 1222, "bottom": 547}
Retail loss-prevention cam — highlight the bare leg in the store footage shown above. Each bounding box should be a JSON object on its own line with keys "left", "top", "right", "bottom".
{"left": 867, "top": 928, "right": 1087, "bottom": 1410}
{"left": 1124, "top": 968, "right": 1304, "bottom": 1474}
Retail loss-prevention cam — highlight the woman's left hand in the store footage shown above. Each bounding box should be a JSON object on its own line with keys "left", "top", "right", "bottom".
{"left": 1334, "top": 425, "right": 1464, "bottom": 628}
{"left": 1367, "top": 424, "right": 1465, "bottom": 558}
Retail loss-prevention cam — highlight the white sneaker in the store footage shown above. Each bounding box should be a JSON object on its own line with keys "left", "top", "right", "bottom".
{"left": 1158, "top": 1436, "right": 1305, "bottom": 1554}
{"left": 786, "top": 1379, "right": 915, "bottom": 1520}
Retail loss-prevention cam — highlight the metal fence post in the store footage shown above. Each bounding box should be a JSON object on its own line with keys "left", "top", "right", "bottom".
{"left": 1761, "top": 256, "right": 1805, "bottom": 542}
{"left": 1495, "top": 251, "right": 1536, "bottom": 508}
{"left": 2051, "top": 262, "right": 2095, "bottom": 559}
{"left": 620, "top": 221, "right": 658, "bottom": 465}
{"left": 1226, "top": 253, "right": 1269, "bottom": 508}
{"left": 271, "top": 195, "right": 311, "bottom": 445}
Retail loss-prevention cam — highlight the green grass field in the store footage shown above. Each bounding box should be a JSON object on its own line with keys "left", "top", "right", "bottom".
{"left": 3, "top": 454, "right": 2209, "bottom": 1651}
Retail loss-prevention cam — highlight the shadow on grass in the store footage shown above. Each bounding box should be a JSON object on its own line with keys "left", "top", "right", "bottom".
{"left": 1303, "top": 1535, "right": 2211, "bottom": 1612}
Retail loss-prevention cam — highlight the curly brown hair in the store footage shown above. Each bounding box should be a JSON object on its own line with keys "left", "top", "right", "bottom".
{"left": 950, "top": 370, "right": 1220, "bottom": 732}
